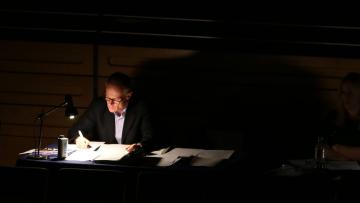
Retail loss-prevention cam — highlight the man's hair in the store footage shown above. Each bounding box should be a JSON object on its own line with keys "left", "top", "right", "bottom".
{"left": 336, "top": 72, "right": 360, "bottom": 125}
{"left": 106, "top": 72, "right": 133, "bottom": 91}
{"left": 341, "top": 72, "right": 360, "bottom": 87}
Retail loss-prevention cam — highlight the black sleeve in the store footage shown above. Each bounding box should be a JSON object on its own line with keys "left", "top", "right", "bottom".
{"left": 328, "top": 126, "right": 360, "bottom": 146}
{"left": 67, "top": 99, "right": 99, "bottom": 143}
{"left": 139, "top": 104, "right": 153, "bottom": 151}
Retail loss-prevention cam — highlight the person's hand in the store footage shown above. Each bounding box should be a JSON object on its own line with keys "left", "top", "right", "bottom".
{"left": 126, "top": 143, "right": 142, "bottom": 153}
{"left": 325, "top": 145, "right": 349, "bottom": 160}
{"left": 331, "top": 144, "right": 360, "bottom": 160}
{"left": 75, "top": 135, "right": 90, "bottom": 149}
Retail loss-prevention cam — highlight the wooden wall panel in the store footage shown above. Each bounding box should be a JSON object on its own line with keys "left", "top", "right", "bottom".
{"left": 97, "top": 50, "right": 347, "bottom": 106}
{"left": 98, "top": 45, "right": 196, "bottom": 77}
{"left": 0, "top": 72, "right": 92, "bottom": 107}
{"left": 0, "top": 40, "right": 93, "bottom": 166}
{"left": 0, "top": 105, "right": 86, "bottom": 126}
{"left": 0, "top": 40, "right": 93, "bottom": 75}
{"left": 0, "top": 124, "right": 69, "bottom": 140}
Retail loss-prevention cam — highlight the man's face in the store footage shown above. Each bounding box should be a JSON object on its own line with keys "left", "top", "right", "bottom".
{"left": 105, "top": 85, "right": 132, "bottom": 113}
{"left": 341, "top": 82, "right": 360, "bottom": 119}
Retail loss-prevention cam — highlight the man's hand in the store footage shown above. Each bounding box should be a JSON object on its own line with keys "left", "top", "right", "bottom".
{"left": 331, "top": 144, "right": 360, "bottom": 161}
{"left": 126, "top": 143, "right": 142, "bottom": 153}
{"left": 324, "top": 144, "right": 350, "bottom": 160}
{"left": 75, "top": 135, "right": 90, "bottom": 149}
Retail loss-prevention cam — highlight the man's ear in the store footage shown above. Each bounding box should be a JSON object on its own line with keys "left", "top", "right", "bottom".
{"left": 126, "top": 91, "right": 133, "bottom": 100}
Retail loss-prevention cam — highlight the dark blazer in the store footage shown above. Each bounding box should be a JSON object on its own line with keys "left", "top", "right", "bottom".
{"left": 68, "top": 97, "right": 153, "bottom": 149}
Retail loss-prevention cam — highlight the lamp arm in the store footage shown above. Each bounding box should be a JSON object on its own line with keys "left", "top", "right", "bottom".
{"left": 27, "top": 95, "right": 76, "bottom": 159}
{"left": 34, "top": 101, "right": 67, "bottom": 157}
{"left": 36, "top": 117, "right": 44, "bottom": 157}
{"left": 36, "top": 101, "right": 67, "bottom": 119}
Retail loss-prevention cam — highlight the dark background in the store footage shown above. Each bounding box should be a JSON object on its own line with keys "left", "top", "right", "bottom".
{"left": 0, "top": 5, "right": 359, "bottom": 166}
{"left": 1, "top": 5, "right": 360, "bottom": 56}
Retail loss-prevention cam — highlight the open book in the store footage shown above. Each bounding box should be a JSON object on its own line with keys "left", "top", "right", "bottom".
{"left": 65, "top": 142, "right": 129, "bottom": 161}
{"left": 94, "top": 144, "right": 129, "bottom": 161}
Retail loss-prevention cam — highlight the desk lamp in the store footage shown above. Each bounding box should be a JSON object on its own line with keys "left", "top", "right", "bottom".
{"left": 27, "top": 95, "right": 78, "bottom": 160}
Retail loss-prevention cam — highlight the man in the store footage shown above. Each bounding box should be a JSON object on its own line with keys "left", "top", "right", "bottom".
{"left": 68, "top": 72, "right": 153, "bottom": 152}
{"left": 326, "top": 72, "right": 360, "bottom": 160}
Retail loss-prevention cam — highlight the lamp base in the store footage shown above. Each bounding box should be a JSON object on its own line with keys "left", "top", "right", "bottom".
{"left": 26, "top": 154, "right": 48, "bottom": 160}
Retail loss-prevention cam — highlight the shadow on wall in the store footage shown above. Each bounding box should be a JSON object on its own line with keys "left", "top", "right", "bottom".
{"left": 134, "top": 51, "right": 328, "bottom": 163}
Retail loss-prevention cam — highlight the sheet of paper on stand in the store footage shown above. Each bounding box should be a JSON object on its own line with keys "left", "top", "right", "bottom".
{"left": 155, "top": 148, "right": 202, "bottom": 167}
{"left": 191, "top": 157, "right": 224, "bottom": 167}
{"left": 154, "top": 148, "right": 234, "bottom": 167}
{"left": 197, "top": 150, "right": 234, "bottom": 159}
{"left": 192, "top": 150, "right": 235, "bottom": 167}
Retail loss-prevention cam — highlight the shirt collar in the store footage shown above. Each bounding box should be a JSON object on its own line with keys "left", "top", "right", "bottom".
{"left": 115, "top": 108, "right": 127, "bottom": 117}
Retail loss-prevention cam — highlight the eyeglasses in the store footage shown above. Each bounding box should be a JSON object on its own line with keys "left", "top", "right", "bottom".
{"left": 105, "top": 97, "right": 123, "bottom": 104}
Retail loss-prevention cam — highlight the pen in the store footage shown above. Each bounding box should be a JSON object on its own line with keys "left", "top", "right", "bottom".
{"left": 161, "top": 146, "right": 171, "bottom": 155}
{"left": 172, "top": 156, "right": 182, "bottom": 165}
{"left": 78, "top": 130, "right": 84, "bottom": 138}
{"left": 78, "top": 130, "right": 91, "bottom": 148}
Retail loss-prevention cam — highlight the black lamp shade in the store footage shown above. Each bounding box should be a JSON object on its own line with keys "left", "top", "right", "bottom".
{"left": 64, "top": 95, "right": 78, "bottom": 119}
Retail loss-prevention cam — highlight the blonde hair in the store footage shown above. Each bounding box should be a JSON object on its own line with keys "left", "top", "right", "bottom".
{"left": 336, "top": 72, "right": 360, "bottom": 126}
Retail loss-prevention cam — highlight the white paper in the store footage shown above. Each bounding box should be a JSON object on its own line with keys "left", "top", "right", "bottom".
{"left": 155, "top": 148, "right": 201, "bottom": 166}
{"left": 64, "top": 142, "right": 105, "bottom": 161}
{"left": 191, "top": 157, "right": 225, "bottom": 167}
{"left": 19, "top": 148, "right": 58, "bottom": 156}
{"left": 19, "top": 149, "right": 35, "bottom": 155}
{"left": 154, "top": 148, "right": 234, "bottom": 167}
{"left": 197, "top": 150, "right": 234, "bottom": 159}
{"left": 149, "top": 147, "right": 172, "bottom": 156}
{"left": 94, "top": 144, "right": 129, "bottom": 161}
{"left": 67, "top": 144, "right": 78, "bottom": 152}
{"left": 66, "top": 143, "right": 128, "bottom": 161}
{"left": 65, "top": 149, "right": 101, "bottom": 161}
{"left": 192, "top": 150, "right": 234, "bottom": 167}
{"left": 327, "top": 161, "right": 360, "bottom": 170}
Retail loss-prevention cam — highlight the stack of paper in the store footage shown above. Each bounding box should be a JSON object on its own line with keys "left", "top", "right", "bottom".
{"left": 192, "top": 150, "right": 234, "bottom": 167}
{"left": 155, "top": 148, "right": 234, "bottom": 167}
